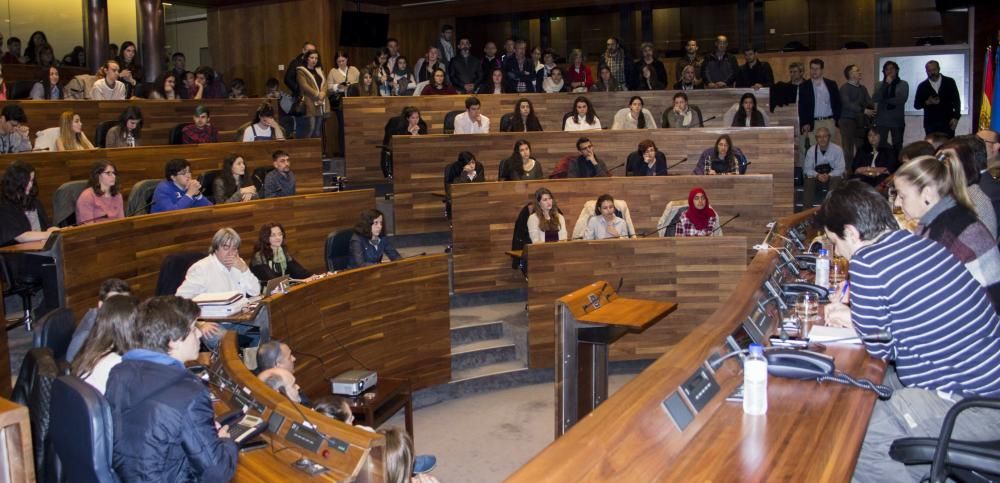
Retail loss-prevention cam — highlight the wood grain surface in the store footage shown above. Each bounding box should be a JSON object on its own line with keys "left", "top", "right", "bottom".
{"left": 14, "top": 138, "right": 324, "bottom": 217}
{"left": 393, "top": 126, "right": 794, "bottom": 234}
{"left": 266, "top": 254, "right": 451, "bottom": 397}
{"left": 343, "top": 88, "right": 797, "bottom": 183}
{"left": 449, "top": 175, "right": 773, "bottom": 293}
{"left": 58, "top": 190, "right": 373, "bottom": 320}
{"left": 525, "top": 237, "right": 747, "bottom": 367}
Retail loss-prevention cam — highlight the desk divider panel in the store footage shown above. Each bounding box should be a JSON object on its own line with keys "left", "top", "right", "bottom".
{"left": 343, "top": 89, "right": 798, "bottom": 183}
{"left": 449, "top": 175, "right": 773, "bottom": 294}
{"left": 15, "top": 138, "right": 323, "bottom": 217}
{"left": 266, "top": 254, "right": 451, "bottom": 396}
{"left": 393, "top": 126, "right": 794, "bottom": 234}
{"left": 525, "top": 237, "right": 748, "bottom": 368}
{"left": 59, "top": 190, "right": 373, "bottom": 319}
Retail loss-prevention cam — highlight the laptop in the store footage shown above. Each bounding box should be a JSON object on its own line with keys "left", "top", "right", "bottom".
{"left": 263, "top": 275, "right": 291, "bottom": 296}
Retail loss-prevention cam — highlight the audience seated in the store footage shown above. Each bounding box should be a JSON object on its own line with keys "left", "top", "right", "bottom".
{"left": 819, "top": 182, "right": 1000, "bottom": 483}
{"left": 802, "top": 127, "right": 846, "bottom": 208}
{"left": 0, "top": 160, "right": 58, "bottom": 246}
{"left": 176, "top": 227, "right": 261, "bottom": 299}
{"left": 478, "top": 68, "right": 505, "bottom": 95}
{"left": 421, "top": 68, "right": 457, "bottom": 95}
{"left": 263, "top": 150, "right": 297, "bottom": 198}
{"left": 702, "top": 35, "right": 738, "bottom": 88}
{"left": 195, "top": 66, "right": 228, "bottom": 99}
{"left": 89, "top": 59, "right": 127, "bottom": 100}
{"left": 924, "top": 131, "right": 950, "bottom": 149}
{"left": 502, "top": 98, "right": 543, "bottom": 132}
{"left": 731, "top": 92, "right": 766, "bottom": 127}
{"left": 567, "top": 137, "right": 610, "bottom": 178}
{"left": 181, "top": 105, "right": 220, "bottom": 144}
{"left": 150, "top": 158, "right": 212, "bottom": 213}
{"left": 381, "top": 426, "right": 441, "bottom": 483}
{"left": 229, "top": 78, "right": 248, "bottom": 99}
{"left": 242, "top": 103, "right": 286, "bottom": 142}
{"left": 454, "top": 96, "right": 490, "bottom": 134}
{"left": 634, "top": 64, "right": 664, "bottom": 91}
{"left": 30, "top": 66, "right": 62, "bottom": 100}
{"left": 213, "top": 154, "right": 258, "bottom": 204}
{"left": 388, "top": 57, "right": 416, "bottom": 96}
{"left": 563, "top": 49, "right": 592, "bottom": 92}
{"left": 0, "top": 105, "right": 31, "bottom": 153}
{"left": 348, "top": 209, "right": 402, "bottom": 269}
{"left": 259, "top": 367, "right": 302, "bottom": 403}
{"left": 851, "top": 128, "right": 896, "bottom": 188}
{"left": 447, "top": 151, "right": 485, "bottom": 184}
{"left": 250, "top": 222, "right": 316, "bottom": 282}
{"left": 673, "top": 64, "right": 703, "bottom": 91}
{"left": 898, "top": 141, "right": 936, "bottom": 165}
{"left": 105, "top": 106, "right": 143, "bottom": 148}
{"left": 611, "top": 96, "right": 657, "bottom": 130}
{"left": 69, "top": 295, "right": 139, "bottom": 394}
{"left": 735, "top": 46, "right": 774, "bottom": 88}
{"left": 1, "top": 37, "right": 26, "bottom": 64}
{"left": 75, "top": 161, "right": 125, "bottom": 224}
{"left": 388, "top": 107, "right": 429, "bottom": 140}
{"left": 449, "top": 37, "right": 481, "bottom": 94}
{"left": 591, "top": 65, "right": 621, "bottom": 92}
{"left": 675, "top": 187, "right": 721, "bottom": 236}
{"left": 975, "top": 129, "right": 1000, "bottom": 201}
{"left": 500, "top": 140, "right": 544, "bottom": 180}
{"left": 625, "top": 139, "right": 668, "bottom": 176}
{"left": 527, "top": 187, "right": 567, "bottom": 243}
{"left": 55, "top": 111, "right": 95, "bottom": 151}
{"left": 106, "top": 295, "right": 238, "bottom": 481}
{"left": 348, "top": 70, "right": 380, "bottom": 97}
{"left": 630, "top": 42, "right": 666, "bottom": 91}
{"left": 583, "top": 194, "right": 629, "bottom": 240}
{"left": 542, "top": 67, "right": 568, "bottom": 93}
{"left": 694, "top": 134, "right": 749, "bottom": 175}
{"left": 66, "top": 278, "right": 132, "bottom": 361}
{"left": 892, "top": 155, "right": 1000, "bottom": 310}
{"left": 183, "top": 70, "right": 205, "bottom": 100}
{"left": 255, "top": 340, "right": 296, "bottom": 373}
{"left": 149, "top": 71, "right": 179, "bottom": 100}
{"left": 663, "top": 92, "right": 702, "bottom": 128}
{"left": 116, "top": 42, "right": 142, "bottom": 97}
{"left": 414, "top": 47, "right": 446, "bottom": 85}
{"left": 502, "top": 40, "right": 537, "bottom": 94}
{"left": 563, "top": 96, "right": 602, "bottom": 131}
{"left": 939, "top": 137, "right": 999, "bottom": 238}
{"left": 599, "top": 37, "right": 630, "bottom": 89}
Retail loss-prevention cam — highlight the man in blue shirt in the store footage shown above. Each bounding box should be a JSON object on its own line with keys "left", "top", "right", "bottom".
{"left": 151, "top": 158, "right": 212, "bottom": 213}
{"left": 818, "top": 181, "right": 1000, "bottom": 482}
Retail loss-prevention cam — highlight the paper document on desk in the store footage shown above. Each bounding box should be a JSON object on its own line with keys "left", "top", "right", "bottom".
{"left": 809, "top": 325, "right": 862, "bottom": 344}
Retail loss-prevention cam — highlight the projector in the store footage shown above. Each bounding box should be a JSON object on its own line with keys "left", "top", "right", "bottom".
{"left": 331, "top": 369, "right": 378, "bottom": 396}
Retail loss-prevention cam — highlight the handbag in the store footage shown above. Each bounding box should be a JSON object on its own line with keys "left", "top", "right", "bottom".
{"left": 289, "top": 96, "right": 306, "bottom": 116}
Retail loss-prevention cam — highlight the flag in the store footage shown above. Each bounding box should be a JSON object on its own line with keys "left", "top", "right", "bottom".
{"left": 993, "top": 45, "right": 1000, "bottom": 131}
{"left": 980, "top": 46, "right": 993, "bottom": 131}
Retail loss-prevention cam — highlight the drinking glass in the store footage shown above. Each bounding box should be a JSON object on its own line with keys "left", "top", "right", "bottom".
{"left": 794, "top": 292, "right": 820, "bottom": 337}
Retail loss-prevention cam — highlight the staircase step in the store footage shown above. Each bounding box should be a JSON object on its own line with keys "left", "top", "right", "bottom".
{"left": 450, "top": 320, "right": 504, "bottom": 345}
{"left": 450, "top": 360, "right": 529, "bottom": 384}
{"left": 450, "top": 338, "right": 517, "bottom": 372}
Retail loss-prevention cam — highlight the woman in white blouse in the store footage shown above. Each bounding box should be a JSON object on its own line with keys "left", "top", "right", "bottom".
{"left": 612, "top": 95, "right": 657, "bottom": 130}
{"left": 527, "top": 187, "right": 567, "bottom": 243}
{"left": 69, "top": 295, "right": 139, "bottom": 394}
{"left": 328, "top": 50, "right": 361, "bottom": 95}
{"left": 563, "top": 96, "right": 602, "bottom": 131}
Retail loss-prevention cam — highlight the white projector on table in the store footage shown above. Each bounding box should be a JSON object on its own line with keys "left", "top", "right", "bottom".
{"left": 331, "top": 369, "right": 378, "bottom": 396}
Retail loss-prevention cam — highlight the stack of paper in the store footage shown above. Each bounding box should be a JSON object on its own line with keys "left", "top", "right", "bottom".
{"left": 809, "top": 325, "right": 862, "bottom": 344}
{"left": 192, "top": 291, "right": 246, "bottom": 317}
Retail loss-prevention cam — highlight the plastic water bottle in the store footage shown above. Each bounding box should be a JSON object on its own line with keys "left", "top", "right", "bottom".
{"left": 815, "top": 248, "right": 831, "bottom": 290}
{"left": 743, "top": 343, "right": 768, "bottom": 415}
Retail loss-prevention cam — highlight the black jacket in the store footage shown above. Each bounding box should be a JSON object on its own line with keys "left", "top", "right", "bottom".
{"left": 914, "top": 75, "right": 961, "bottom": 133}
{"left": 250, "top": 250, "right": 313, "bottom": 282}
{"left": 502, "top": 56, "right": 537, "bottom": 93}
{"left": 735, "top": 61, "right": 774, "bottom": 88}
{"left": 630, "top": 60, "right": 667, "bottom": 90}
{"left": 798, "top": 78, "right": 842, "bottom": 129}
{"left": 107, "top": 355, "right": 238, "bottom": 482}
{"left": 567, "top": 155, "right": 610, "bottom": 178}
{"left": 284, "top": 53, "right": 307, "bottom": 97}
{"left": 0, "top": 198, "right": 48, "bottom": 246}
{"left": 625, "top": 151, "right": 668, "bottom": 176}
{"left": 348, "top": 233, "right": 401, "bottom": 269}
{"left": 448, "top": 54, "right": 482, "bottom": 94}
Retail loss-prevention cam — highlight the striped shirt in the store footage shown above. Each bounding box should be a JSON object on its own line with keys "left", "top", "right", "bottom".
{"left": 850, "top": 230, "right": 1000, "bottom": 397}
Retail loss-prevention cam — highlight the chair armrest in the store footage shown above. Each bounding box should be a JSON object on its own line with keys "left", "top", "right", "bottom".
{"left": 930, "top": 396, "right": 1000, "bottom": 482}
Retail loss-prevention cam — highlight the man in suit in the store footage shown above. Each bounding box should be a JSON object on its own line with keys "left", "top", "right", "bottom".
{"left": 798, "top": 58, "right": 842, "bottom": 160}
{"left": 914, "top": 60, "right": 961, "bottom": 138}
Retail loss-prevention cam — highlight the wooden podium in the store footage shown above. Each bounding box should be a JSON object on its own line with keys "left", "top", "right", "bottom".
{"left": 555, "top": 281, "right": 677, "bottom": 436}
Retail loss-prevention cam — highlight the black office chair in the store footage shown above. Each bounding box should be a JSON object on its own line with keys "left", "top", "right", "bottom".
{"left": 499, "top": 113, "right": 514, "bottom": 132}
{"left": 168, "top": 122, "right": 188, "bottom": 145}
{"left": 251, "top": 167, "right": 274, "bottom": 194}
{"left": 498, "top": 158, "right": 509, "bottom": 180}
{"left": 32, "top": 307, "right": 75, "bottom": 361}
{"left": 52, "top": 179, "right": 89, "bottom": 227}
{"left": 93, "top": 120, "right": 117, "bottom": 148}
{"left": 889, "top": 396, "right": 1000, "bottom": 483}
{"left": 325, "top": 229, "right": 355, "bottom": 272}
{"left": 1, "top": 254, "right": 43, "bottom": 330}
{"left": 125, "top": 179, "right": 159, "bottom": 216}
{"left": 155, "top": 251, "right": 205, "bottom": 295}
{"left": 10, "top": 80, "right": 37, "bottom": 100}
{"left": 50, "top": 376, "right": 119, "bottom": 483}
{"left": 133, "top": 81, "right": 153, "bottom": 99}
{"left": 511, "top": 203, "right": 533, "bottom": 272}
{"left": 198, "top": 170, "right": 221, "bottom": 201}
{"left": 443, "top": 110, "right": 463, "bottom": 134}
{"left": 380, "top": 116, "right": 403, "bottom": 179}
{"left": 22, "top": 348, "right": 60, "bottom": 482}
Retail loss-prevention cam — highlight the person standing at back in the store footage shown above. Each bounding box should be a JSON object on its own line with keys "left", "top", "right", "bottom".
{"left": 873, "top": 60, "right": 908, "bottom": 161}
{"left": 798, "top": 58, "right": 842, "bottom": 156}
{"left": 914, "top": 60, "right": 961, "bottom": 138}
{"left": 284, "top": 41, "right": 317, "bottom": 139}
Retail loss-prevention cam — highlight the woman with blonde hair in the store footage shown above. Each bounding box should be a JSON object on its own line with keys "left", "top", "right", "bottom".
{"left": 55, "top": 111, "right": 95, "bottom": 151}
{"left": 527, "top": 187, "right": 567, "bottom": 243}
{"left": 893, "top": 154, "right": 1000, "bottom": 310}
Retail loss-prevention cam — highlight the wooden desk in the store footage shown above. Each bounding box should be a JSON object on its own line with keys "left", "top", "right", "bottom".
{"left": 265, "top": 254, "right": 451, "bottom": 398}
{"left": 343, "top": 88, "right": 797, "bottom": 183}
{"left": 17, "top": 138, "right": 323, "bottom": 217}
{"left": 393, "top": 127, "right": 795, "bottom": 234}
{"left": 0, "top": 240, "right": 46, "bottom": 254}
{"left": 450, "top": 175, "right": 771, "bottom": 294}
{"left": 2, "top": 64, "right": 88, "bottom": 86}
{"left": 508, "top": 209, "right": 886, "bottom": 482}
{"left": 0, "top": 397, "right": 34, "bottom": 482}
{"left": 57, "top": 190, "right": 373, "bottom": 320}
{"left": 346, "top": 377, "right": 414, "bottom": 440}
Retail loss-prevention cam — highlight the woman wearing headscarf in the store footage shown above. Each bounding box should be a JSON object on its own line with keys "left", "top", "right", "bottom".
{"left": 675, "top": 187, "right": 720, "bottom": 237}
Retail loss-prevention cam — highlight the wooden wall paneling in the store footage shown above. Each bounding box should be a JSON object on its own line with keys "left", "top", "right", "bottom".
{"left": 208, "top": 0, "right": 334, "bottom": 97}
{"left": 525, "top": 237, "right": 748, "bottom": 368}
{"left": 58, "top": 190, "right": 373, "bottom": 320}
{"left": 387, "top": 16, "right": 456, "bottom": 68}
{"left": 5, "top": 99, "right": 274, "bottom": 148}
{"left": 449, "top": 175, "right": 773, "bottom": 293}
{"left": 393, "top": 126, "right": 794, "bottom": 234}
{"left": 343, "top": 88, "right": 797, "bottom": 183}
{"left": 267, "top": 254, "right": 451, "bottom": 396}
{"left": 11, "top": 138, "right": 324, "bottom": 217}
{"left": 2, "top": 64, "right": 89, "bottom": 88}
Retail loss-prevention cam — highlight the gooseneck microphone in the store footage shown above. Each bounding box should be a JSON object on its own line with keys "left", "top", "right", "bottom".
{"left": 667, "top": 157, "right": 689, "bottom": 171}
{"left": 278, "top": 386, "right": 320, "bottom": 431}
{"left": 606, "top": 162, "right": 626, "bottom": 173}
{"left": 812, "top": 330, "right": 892, "bottom": 345}
{"left": 711, "top": 213, "right": 741, "bottom": 234}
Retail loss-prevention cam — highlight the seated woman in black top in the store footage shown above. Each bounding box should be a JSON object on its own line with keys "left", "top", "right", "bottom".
{"left": 250, "top": 223, "right": 315, "bottom": 282}
{"left": 851, "top": 127, "right": 896, "bottom": 187}
{"left": 348, "top": 209, "right": 402, "bottom": 269}
{"left": 500, "top": 140, "right": 544, "bottom": 180}
{"left": 502, "top": 99, "right": 543, "bottom": 133}
{"left": 732, "top": 92, "right": 766, "bottom": 127}
{"left": 447, "top": 151, "right": 485, "bottom": 184}
{"left": 390, "top": 106, "right": 428, "bottom": 137}
{"left": 625, "top": 139, "right": 668, "bottom": 176}
{"left": 212, "top": 154, "right": 258, "bottom": 204}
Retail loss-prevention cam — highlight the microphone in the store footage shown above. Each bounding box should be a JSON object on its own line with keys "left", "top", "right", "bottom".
{"left": 667, "top": 157, "right": 688, "bottom": 171}
{"left": 74, "top": 214, "right": 109, "bottom": 226}
{"left": 810, "top": 330, "right": 892, "bottom": 345}
{"left": 131, "top": 196, "right": 158, "bottom": 216}
{"left": 278, "top": 386, "right": 321, "bottom": 431}
{"left": 606, "top": 162, "right": 625, "bottom": 173}
{"left": 615, "top": 276, "right": 624, "bottom": 293}
{"left": 711, "top": 213, "right": 740, "bottom": 234}
{"left": 701, "top": 115, "right": 717, "bottom": 124}
{"left": 637, "top": 218, "right": 674, "bottom": 238}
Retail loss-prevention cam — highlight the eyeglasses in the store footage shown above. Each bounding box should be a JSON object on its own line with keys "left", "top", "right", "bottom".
{"left": 176, "top": 169, "right": 192, "bottom": 176}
